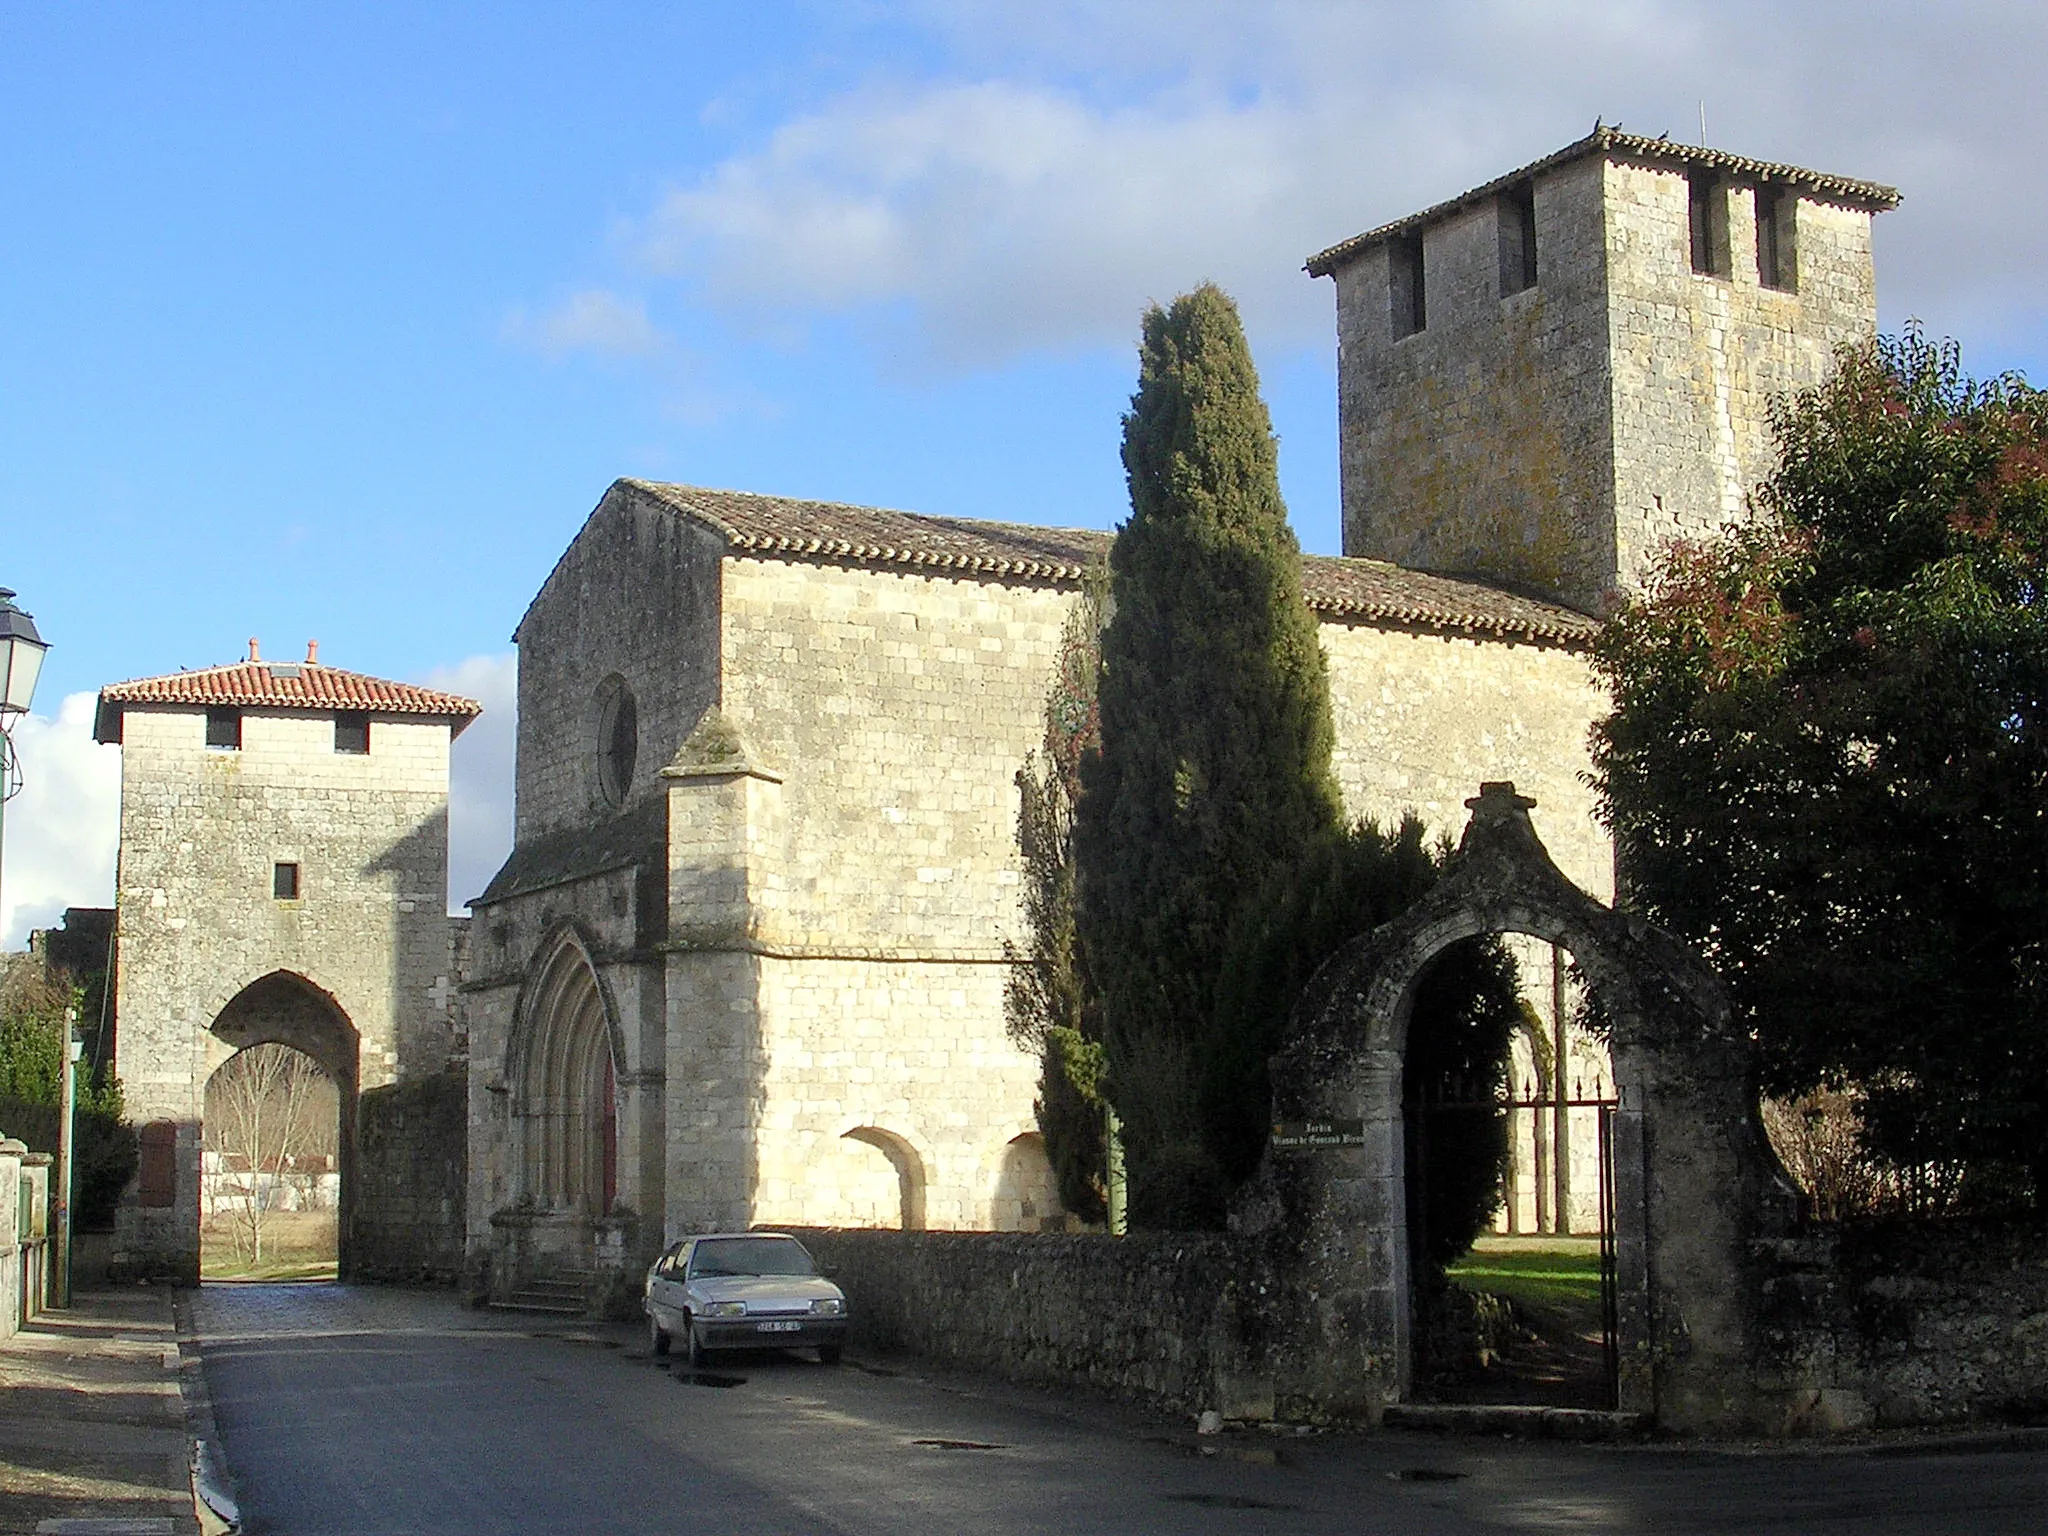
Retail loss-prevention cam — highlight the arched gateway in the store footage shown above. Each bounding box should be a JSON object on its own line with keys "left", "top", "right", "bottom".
{"left": 1237, "top": 783, "right": 1798, "bottom": 1432}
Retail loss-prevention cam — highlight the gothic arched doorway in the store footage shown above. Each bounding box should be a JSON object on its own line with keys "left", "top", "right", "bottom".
{"left": 510, "top": 938, "right": 619, "bottom": 1236}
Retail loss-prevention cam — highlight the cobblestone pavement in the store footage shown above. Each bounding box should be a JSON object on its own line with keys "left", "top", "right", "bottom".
{"left": 193, "top": 1284, "right": 2045, "bottom": 1536}
{"left": 0, "top": 1286, "right": 200, "bottom": 1535}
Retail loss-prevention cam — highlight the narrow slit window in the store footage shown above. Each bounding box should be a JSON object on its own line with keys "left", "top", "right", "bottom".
{"left": 1498, "top": 183, "right": 1537, "bottom": 296}
{"left": 1689, "top": 170, "right": 1729, "bottom": 277}
{"left": 1756, "top": 185, "right": 1797, "bottom": 291}
{"left": 334, "top": 711, "right": 370, "bottom": 754}
{"left": 1389, "top": 233, "right": 1427, "bottom": 339}
{"left": 273, "top": 861, "right": 301, "bottom": 901}
{"left": 205, "top": 707, "right": 242, "bottom": 750}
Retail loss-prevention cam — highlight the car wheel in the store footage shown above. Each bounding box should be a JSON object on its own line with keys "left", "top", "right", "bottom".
{"left": 685, "top": 1315, "right": 707, "bottom": 1369}
{"left": 648, "top": 1312, "right": 671, "bottom": 1357}
{"left": 817, "top": 1342, "right": 843, "bottom": 1366}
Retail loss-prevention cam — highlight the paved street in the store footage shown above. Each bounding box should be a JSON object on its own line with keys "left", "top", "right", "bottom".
{"left": 192, "top": 1284, "right": 2043, "bottom": 1536}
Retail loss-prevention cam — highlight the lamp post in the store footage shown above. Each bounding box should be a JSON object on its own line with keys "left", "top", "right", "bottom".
{"left": 0, "top": 588, "right": 52, "bottom": 1297}
{"left": 0, "top": 587, "right": 51, "bottom": 933}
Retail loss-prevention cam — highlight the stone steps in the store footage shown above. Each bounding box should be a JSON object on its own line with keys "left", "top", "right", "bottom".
{"left": 490, "top": 1270, "right": 598, "bottom": 1317}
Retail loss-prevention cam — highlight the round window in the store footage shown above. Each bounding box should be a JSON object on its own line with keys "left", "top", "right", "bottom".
{"left": 596, "top": 680, "right": 638, "bottom": 807}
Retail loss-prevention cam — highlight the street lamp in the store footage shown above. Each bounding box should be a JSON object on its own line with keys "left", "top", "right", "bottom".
{"left": 0, "top": 588, "right": 57, "bottom": 1302}
{"left": 0, "top": 587, "right": 51, "bottom": 928}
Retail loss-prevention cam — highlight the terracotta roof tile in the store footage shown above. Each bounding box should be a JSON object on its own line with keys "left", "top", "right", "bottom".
{"left": 1305, "top": 127, "right": 1901, "bottom": 277}
{"left": 622, "top": 480, "right": 1597, "bottom": 646}
{"left": 96, "top": 659, "right": 481, "bottom": 742}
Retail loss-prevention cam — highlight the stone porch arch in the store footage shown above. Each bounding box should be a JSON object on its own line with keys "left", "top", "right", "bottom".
{"left": 1241, "top": 783, "right": 1797, "bottom": 1432}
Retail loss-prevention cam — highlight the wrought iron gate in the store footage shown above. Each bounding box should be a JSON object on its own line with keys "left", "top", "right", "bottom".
{"left": 1410, "top": 1084, "right": 1620, "bottom": 1409}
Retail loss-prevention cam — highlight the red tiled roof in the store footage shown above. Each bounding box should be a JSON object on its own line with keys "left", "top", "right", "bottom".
{"left": 1305, "top": 127, "right": 1901, "bottom": 277}
{"left": 620, "top": 480, "right": 1598, "bottom": 645}
{"left": 95, "top": 658, "right": 481, "bottom": 742}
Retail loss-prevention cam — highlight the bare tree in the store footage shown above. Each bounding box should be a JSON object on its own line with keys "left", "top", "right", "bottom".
{"left": 204, "top": 1044, "right": 332, "bottom": 1265}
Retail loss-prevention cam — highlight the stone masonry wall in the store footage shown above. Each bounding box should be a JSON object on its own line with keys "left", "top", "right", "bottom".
{"left": 1602, "top": 158, "right": 1877, "bottom": 594}
{"left": 1320, "top": 618, "right": 1612, "bottom": 901}
{"left": 791, "top": 1227, "right": 1267, "bottom": 1418}
{"left": 511, "top": 483, "right": 723, "bottom": 845}
{"left": 1759, "top": 1223, "right": 2048, "bottom": 1433}
{"left": 657, "top": 558, "right": 1075, "bottom": 1236}
{"left": 353, "top": 1068, "right": 467, "bottom": 1283}
{"left": 1335, "top": 153, "right": 1617, "bottom": 609}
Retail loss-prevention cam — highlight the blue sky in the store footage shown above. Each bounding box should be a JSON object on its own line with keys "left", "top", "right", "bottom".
{"left": 3, "top": 2, "right": 2045, "bottom": 941}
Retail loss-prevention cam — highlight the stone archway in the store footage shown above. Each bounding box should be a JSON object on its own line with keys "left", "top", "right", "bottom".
{"left": 205, "top": 972, "right": 360, "bottom": 1275}
{"left": 496, "top": 933, "right": 623, "bottom": 1290}
{"left": 1240, "top": 783, "right": 1798, "bottom": 1433}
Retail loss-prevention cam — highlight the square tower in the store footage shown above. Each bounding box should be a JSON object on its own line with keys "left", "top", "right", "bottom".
{"left": 1309, "top": 129, "right": 1899, "bottom": 612}
{"left": 93, "top": 643, "right": 480, "bottom": 1280}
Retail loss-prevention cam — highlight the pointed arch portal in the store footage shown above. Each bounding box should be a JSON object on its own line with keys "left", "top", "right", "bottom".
{"left": 513, "top": 938, "right": 619, "bottom": 1219}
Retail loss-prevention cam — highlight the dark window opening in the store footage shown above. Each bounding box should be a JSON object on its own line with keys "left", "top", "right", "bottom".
{"left": 1389, "top": 233, "right": 1427, "bottom": 339}
{"left": 273, "top": 862, "right": 301, "bottom": 901}
{"left": 205, "top": 707, "right": 242, "bottom": 750}
{"left": 1498, "top": 183, "right": 1538, "bottom": 296}
{"left": 1689, "top": 170, "right": 1729, "bottom": 277}
{"left": 597, "top": 682, "right": 638, "bottom": 808}
{"left": 1756, "top": 185, "right": 1797, "bottom": 292}
{"left": 334, "top": 711, "right": 370, "bottom": 754}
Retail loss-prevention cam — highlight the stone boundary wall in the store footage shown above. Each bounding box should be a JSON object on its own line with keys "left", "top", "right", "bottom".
{"left": 787, "top": 1228, "right": 1276, "bottom": 1420}
{"left": 353, "top": 1071, "right": 466, "bottom": 1284}
{"left": 792, "top": 1221, "right": 2048, "bottom": 1435}
{"left": 1759, "top": 1222, "right": 2048, "bottom": 1433}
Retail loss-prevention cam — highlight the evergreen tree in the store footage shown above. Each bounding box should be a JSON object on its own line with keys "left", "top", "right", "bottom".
{"left": 1076, "top": 283, "right": 1343, "bottom": 1228}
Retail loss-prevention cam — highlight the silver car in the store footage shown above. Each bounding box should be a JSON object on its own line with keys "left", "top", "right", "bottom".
{"left": 643, "top": 1232, "right": 849, "bottom": 1367}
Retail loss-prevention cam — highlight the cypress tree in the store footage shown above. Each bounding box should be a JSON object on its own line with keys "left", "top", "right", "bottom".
{"left": 1076, "top": 283, "right": 1342, "bottom": 1228}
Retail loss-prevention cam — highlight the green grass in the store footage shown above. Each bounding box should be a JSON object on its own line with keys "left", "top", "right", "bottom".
{"left": 1446, "top": 1237, "right": 1605, "bottom": 1334}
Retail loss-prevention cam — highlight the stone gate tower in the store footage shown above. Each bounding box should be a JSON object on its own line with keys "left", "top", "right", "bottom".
{"left": 1308, "top": 128, "right": 1900, "bottom": 612}
{"left": 95, "top": 642, "right": 480, "bottom": 1281}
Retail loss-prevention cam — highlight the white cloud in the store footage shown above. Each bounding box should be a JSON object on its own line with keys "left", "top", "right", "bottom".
{"left": 634, "top": 1, "right": 2048, "bottom": 369}
{"left": 502, "top": 288, "right": 669, "bottom": 360}
{"left": 421, "top": 652, "right": 517, "bottom": 914}
{"left": 1, "top": 693, "right": 120, "bottom": 950}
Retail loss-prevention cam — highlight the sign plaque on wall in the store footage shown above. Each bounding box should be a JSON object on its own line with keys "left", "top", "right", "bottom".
{"left": 1269, "top": 1119, "right": 1366, "bottom": 1150}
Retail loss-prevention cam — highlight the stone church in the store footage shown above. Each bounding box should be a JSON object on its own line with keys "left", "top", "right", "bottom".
{"left": 94, "top": 129, "right": 1895, "bottom": 1297}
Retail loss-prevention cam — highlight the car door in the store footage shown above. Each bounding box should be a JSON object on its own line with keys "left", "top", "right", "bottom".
{"left": 650, "top": 1241, "right": 689, "bottom": 1326}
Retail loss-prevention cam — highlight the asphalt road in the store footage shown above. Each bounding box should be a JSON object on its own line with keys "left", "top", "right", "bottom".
{"left": 192, "top": 1284, "right": 2045, "bottom": 1536}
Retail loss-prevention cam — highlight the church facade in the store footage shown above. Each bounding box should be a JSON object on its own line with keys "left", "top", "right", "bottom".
{"left": 466, "top": 130, "right": 1896, "bottom": 1299}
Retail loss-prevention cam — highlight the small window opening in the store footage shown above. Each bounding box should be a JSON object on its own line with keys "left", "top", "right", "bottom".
{"left": 205, "top": 707, "right": 242, "bottom": 751}
{"left": 1389, "top": 233, "right": 1427, "bottom": 339}
{"left": 596, "top": 680, "right": 638, "bottom": 808}
{"left": 1689, "top": 170, "right": 1729, "bottom": 278}
{"left": 273, "top": 862, "right": 301, "bottom": 901}
{"left": 1498, "top": 182, "right": 1537, "bottom": 296}
{"left": 1756, "top": 185, "right": 1797, "bottom": 292}
{"left": 334, "top": 711, "right": 370, "bottom": 754}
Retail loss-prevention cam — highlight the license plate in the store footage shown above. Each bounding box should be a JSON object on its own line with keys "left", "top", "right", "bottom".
{"left": 756, "top": 1319, "right": 803, "bottom": 1333}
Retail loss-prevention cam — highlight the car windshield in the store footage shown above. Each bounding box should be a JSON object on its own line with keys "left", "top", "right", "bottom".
{"left": 688, "top": 1237, "right": 817, "bottom": 1278}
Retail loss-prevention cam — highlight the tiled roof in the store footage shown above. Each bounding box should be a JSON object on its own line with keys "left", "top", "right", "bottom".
{"left": 96, "top": 656, "right": 482, "bottom": 742}
{"left": 621, "top": 480, "right": 1597, "bottom": 645}
{"left": 1306, "top": 127, "right": 1902, "bottom": 277}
